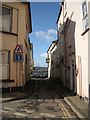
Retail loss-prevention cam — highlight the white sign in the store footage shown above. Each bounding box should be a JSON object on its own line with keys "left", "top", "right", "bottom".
{"left": 14, "top": 45, "right": 23, "bottom": 53}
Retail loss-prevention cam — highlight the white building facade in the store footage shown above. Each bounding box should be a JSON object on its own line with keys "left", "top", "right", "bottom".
{"left": 63, "top": 0, "right": 89, "bottom": 98}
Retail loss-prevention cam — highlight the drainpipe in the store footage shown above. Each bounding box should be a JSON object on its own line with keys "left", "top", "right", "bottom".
{"left": 16, "top": 9, "right": 19, "bottom": 88}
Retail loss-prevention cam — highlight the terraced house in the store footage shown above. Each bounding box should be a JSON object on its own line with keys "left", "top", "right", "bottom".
{"left": 0, "top": 1, "right": 32, "bottom": 89}
{"left": 57, "top": 0, "right": 90, "bottom": 99}
{"left": 47, "top": 0, "right": 90, "bottom": 100}
{"left": 47, "top": 40, "right": 58, "bottom": 79}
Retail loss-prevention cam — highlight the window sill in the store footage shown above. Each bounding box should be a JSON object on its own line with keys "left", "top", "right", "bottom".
{"left": 81, "top": 28, "right": 89, "bottom": 36}
{"left": 0, "top": 79, "right": 15, "bottom": 83}
{"left": 0, "top": 31, "right": 18, "bottom": 36}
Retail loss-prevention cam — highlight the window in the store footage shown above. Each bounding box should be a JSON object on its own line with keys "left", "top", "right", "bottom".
{"left": 64, "top": 2, "right": 67, "bottom": 14}
{"left": 82, "top": 2, "right": 87, "bottom": 18}
{"left": 0, "top": 5, "right": 12, "bottom": 32}
{"left": 82, "top": 1, "right": 88, "bottom": 31}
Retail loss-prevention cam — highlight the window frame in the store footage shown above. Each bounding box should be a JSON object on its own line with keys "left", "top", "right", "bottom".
{"left": 64, "top": 2, "right": 67, "bottom": 15}
{"left": 82, "top": 1, "right": 87, "bottom": 18}
{"left": 81, "top": 1, "right": 88, "bottom": 32}
{"left": 1, "top": 5, "right": 13, "bottom": 33}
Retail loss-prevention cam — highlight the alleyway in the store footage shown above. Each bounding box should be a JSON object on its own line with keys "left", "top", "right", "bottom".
{"left": 1, "top": 1, "right": 89, "bottom": 120}
{"left": 2, "top": 79, "right": 79, "bottom": 119}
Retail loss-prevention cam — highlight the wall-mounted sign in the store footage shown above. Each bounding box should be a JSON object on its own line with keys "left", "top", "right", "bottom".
{"left": 16, "top": 53, "right": 23, "bottom": 61}
{"left": 13, "top": 45, "right": 23, "bottom": 62}
{"left": 14, "top": 45, "right": 23, "bottom": 53}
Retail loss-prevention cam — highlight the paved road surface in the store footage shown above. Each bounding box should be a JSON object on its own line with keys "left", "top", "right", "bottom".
{"left": 2, "top": 79, "right": 80, "bottom": 119}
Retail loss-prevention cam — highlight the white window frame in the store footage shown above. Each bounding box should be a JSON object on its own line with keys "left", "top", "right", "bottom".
{"left": 64, "top": 2, "right": 67, "bottom": 15}
{"left": 82, "top": 1, "right": 88, "bottom": 32}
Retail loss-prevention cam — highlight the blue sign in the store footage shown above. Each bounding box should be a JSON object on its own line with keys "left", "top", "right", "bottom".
{"left": 16, "top": 54, "right": 22, "bottom": 61}
{"left": 13, "top": 45, "right": 23, "bottom": 62}
{"left": 13, "top": 53, "right": 23, "bottom": 62}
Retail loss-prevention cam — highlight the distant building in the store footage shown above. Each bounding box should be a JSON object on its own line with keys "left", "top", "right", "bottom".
{"left": 30, "top": 43, "right": 34, "bottom": 77}
{"left": 33, "top": 67, "right": 48, "bottom": 78}
{"left": 0, "top": 2, "right": 32, "bottom": 89}
{"left": 56, "top": 4, "right": 65, "bottom": 84}
{"left": 47, "top": 40, "right": 58, "bottom": 79}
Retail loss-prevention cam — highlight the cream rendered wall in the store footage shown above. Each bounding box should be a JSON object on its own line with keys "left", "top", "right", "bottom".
{"left": 12, "top": 8, "right": 18, "bottom": 34}
{"left": 2, "top": 2, "right": 31, "bottom": 87}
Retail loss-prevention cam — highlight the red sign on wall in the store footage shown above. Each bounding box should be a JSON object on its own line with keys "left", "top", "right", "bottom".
{"left": 14, "top": 45, "right": 23, "bottom": 53}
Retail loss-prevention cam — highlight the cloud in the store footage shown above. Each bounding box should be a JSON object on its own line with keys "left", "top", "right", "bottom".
{"left": 35, "top": 29, "right": 57, "bottom": 42}
{"left": 45, "top": 35, "right": 54, "bottom": 41}
{"left": 40, "top": 53, "right": 47, "bottom": 58}
{"left": 35, "top": 31, "right": 46, "bottom": 38}
{"left": 48, "top": 29, "right": 57, "bottom": 35}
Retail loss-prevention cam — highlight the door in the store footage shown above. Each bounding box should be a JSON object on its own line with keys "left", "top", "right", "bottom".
{"left": 72, "top": 64, "right": 74, "bottom": 91}
{"left": 78, "top": 56, "right": 82, "bottom": 97}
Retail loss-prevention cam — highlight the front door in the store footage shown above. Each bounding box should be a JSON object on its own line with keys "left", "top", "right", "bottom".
{"left": 72, "top": 64, "right": 74, "bottom": 91}
{"left": 78, "top": 56, "right": 82, "bottom": 97}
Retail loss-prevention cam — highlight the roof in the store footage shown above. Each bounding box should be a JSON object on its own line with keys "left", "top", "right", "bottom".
{"left": 52, "top": 40, "right": 58, "bottom": 44}
{"left": 47, "top": 40, "right": 58, "bottom": 53}
{"left": 56, "top": 2, "right": 64, "bottom": 24}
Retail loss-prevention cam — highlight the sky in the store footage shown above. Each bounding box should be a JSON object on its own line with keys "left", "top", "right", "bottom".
{"left": 29, "top": 2, "right": 61, "bottom": 67}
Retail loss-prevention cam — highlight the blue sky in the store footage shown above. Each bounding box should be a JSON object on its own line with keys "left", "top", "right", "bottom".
{"left": 29, "top": 2, "right": 61, "bottom": 67}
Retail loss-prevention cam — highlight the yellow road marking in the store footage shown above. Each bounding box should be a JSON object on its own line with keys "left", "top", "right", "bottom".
{"left": 59, "top": 100, "right": 72, "bottom": 118}
{"left": 58, "top": 103, "right": 67, "bottom": 117}
{"left": 56, "top": 94, "right": 72, "bottom": 118}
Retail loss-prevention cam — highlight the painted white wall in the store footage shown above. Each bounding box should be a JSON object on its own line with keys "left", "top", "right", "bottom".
{"left": 48, "top": 42, "right": 57, "bottom": 78}
{"left": 64, "top": 1, "right": 89, "bottom": 98}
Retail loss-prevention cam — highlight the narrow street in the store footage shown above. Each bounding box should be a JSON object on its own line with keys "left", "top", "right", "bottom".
{"left": 2, "top": 79, "right": 79, "bottom": 119}
{"left": 1, "top": 1, "right": 89, "bottom": 120}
